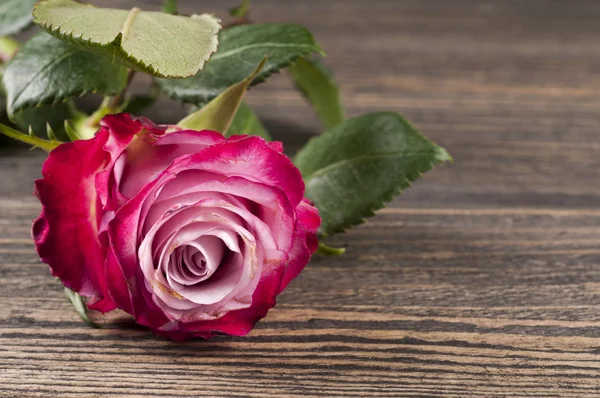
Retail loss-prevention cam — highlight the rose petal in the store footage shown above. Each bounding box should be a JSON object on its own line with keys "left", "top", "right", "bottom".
{"left": 105, "top": 130, "right": 316, "bottom": 337}
{"left": 154, "top": 264, "right": 287, "bottom": 340}
{"left": 279, "top": 199, "right": 321, "bottom": 291}
{"left": 107, "top": 174, "right": 174, "bottom": 327}
{"left": 278, "top": 228, "right": 312, "bottom": 294}
{"left": 268, "top": 141, "right": 284, "bottom": 153}
{"left": 118, "top": 130, "right": 224, "bottom": 199}
{"left": 33, "top": 132, "right": 116, "bottom": 312}
{"left": 95, "top": 113, "right": 159, "bottom": 211}
{"left": 138, "top": 202, "right": 264, "bottom": 314}
{"left": 151, "top": 173, "right": 296, "bottom": 254}
{"left": 297, "top": 199, "right": 321, "bottom": 235}
{"left": 170, "top": 136, "right": 305, "bottom": 207}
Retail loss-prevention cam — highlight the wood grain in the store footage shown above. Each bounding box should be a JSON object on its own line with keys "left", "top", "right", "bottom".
{"left": 2, "top": 0, "right": 600, "bottom": 396}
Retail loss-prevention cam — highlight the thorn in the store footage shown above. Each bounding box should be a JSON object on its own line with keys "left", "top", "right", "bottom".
{"left": 46, "top": 123, "right": 57, "bottom": 141}
{"left": 64, "top": 120, "right": 79, "bottom": 142}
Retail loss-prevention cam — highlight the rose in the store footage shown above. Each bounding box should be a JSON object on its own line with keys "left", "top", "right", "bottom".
{"left": 32, "top": 113, "right": 320, "bottom": 340}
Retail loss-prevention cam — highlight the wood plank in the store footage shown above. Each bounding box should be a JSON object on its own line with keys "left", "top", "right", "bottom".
{"left": 2, "top": 0, "right": 600, "bottom": 396}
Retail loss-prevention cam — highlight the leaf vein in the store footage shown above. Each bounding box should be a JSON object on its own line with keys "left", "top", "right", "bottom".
{"left": 211, "top": 43, "right": 316, "bottom": 61}
{"left": 11, "top": 47, "right": 79, "bottom": 111}
{"left": 304, "top": 150, "right": 441, "bottom": 184}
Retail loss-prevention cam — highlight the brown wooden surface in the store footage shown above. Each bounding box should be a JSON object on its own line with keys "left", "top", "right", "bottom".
{"left": 2, "top": 0, "right": 600, "bottom": 396}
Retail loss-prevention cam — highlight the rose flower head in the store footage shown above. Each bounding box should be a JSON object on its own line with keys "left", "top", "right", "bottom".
{"left": 32, "top": 114, "right": 320, "bottom": 340}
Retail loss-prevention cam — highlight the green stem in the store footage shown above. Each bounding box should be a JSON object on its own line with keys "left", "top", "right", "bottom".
{"left": 77, "top": 97, "right": 111, "bottom": 140}
{"left": 108, "top": 69, "right": 136, "bottom": 112}
{"left": 162, "top": 0, "right": 178, "bottom": 14}
{"left": 225, "top": 0, "right": 252, "bottom": 29}
{"left": 88, "top": 97, "right": 112, "bottom": 123}
{"left": 0, "top": 122, "right": 58, "bottom": 152}
{"left": 316, "top": 242, "right": 346, "bottom": 256}
{"left": 230, "top": 0, "right": 251, "bottom": 19}
{"left": 78, "top": 68, "right": 135, "bottom": 140}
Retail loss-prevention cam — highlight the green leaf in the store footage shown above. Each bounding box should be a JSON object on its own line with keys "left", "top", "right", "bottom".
{"left": 230, "top": 0, "right": 251, "bottom": 18}
{"left": 12, "top": 101, "right": 82, "bottom": 142}
{"left": 0, "top": 121, "right": 62, "bottom": 151}
{"left": 178, "top": 58, "right": 266, "bottom": 134}
{"left": 162, "top": 0, "right": 177, "bottom": 15}
{"left": 295, "top": 112, "right": 451, "bottom": 235}
{"left": 158, "top": 23, "right": 322, "bottom": 104}
{"left": 64, "top": 287, "right": 101, "bottom": 329}
{"left": 0, "top": 0, "right": 37, "bottom": 36}
{"left": 3, "top": 32, "right": 128, "bottom": 116}
{"left": 289, "top": 57, "right": 344, "bottom": 129}
{"left": 33, "top": 0, "right": 221, "bottom": 78}
{"left": 227, "top": 102, "right": 271, "bottom": 140}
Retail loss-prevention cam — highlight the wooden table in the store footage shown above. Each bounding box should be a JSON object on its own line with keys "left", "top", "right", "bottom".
{"left": 2, "top": 0, "right": 600, "bottom": 396}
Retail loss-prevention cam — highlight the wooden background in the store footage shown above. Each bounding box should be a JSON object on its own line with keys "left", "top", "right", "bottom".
{"left": 2, "top": 0, "right": 600, "bottom": 396}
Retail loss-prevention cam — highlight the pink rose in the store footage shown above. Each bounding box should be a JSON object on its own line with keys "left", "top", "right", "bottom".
{"left": 32, "top": 113, "right": 320, "bottom": 340}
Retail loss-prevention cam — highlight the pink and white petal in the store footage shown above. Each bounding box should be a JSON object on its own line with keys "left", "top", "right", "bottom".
{"left": 169, "top": 136, "right": 305, "bottom": 207}
{"left": 118, "top": 130, "right": 225, "bottom": 199}
{"left": 140, "top": 218, "right": 232, "bottom": 311}
{"left": 95, "top": 113, "right": 161, "bottom": 210}
{"left": 155, "top": 129, "right": 224, "bottom": 147}
{"left": 144, "top": 202, "right": 269, "bottom": 319}
{"left": 133, "top": 198, "right": 262, "bottom": 317}
{"left": 156, "top": 175, "right": 297, "bottom": 251}
{"left": 154, "top": 264, "right": 286, "bottom": 340}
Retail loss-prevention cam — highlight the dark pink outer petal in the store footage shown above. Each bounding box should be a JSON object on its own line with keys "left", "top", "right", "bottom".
{"left": 268, "top": 141, "right": 284, "bottom": 153}
{"left": 32, "top": 133, "right": 117, "bottom": 311}
{"left": 297, "top": 199, "right": 321, "bottom": 236}
{"left": 279, "top": 199, "right": 321, "bottom": 292}
{"left": 32, "top": 114, "right": 153, "bottom": 312}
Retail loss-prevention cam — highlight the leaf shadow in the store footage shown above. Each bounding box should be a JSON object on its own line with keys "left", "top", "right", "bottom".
{"left": 261, "top": 117, "right": 317, "bottom": 154}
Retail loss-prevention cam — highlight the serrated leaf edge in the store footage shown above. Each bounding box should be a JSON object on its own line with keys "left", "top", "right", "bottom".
{"left": 158, "top": 24, "right": 322, "bottom": 104}
{"left": 33, "top": 1, "right": 221, "bottom": 79}
{"left": 300, "top": 112, "right": 452, "bottom": 236}
{"left": 312, "top": 148, "right": 449, "bottom": 236}
{"left": 8, "top": 85, "right": 111, "bottom": 119}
